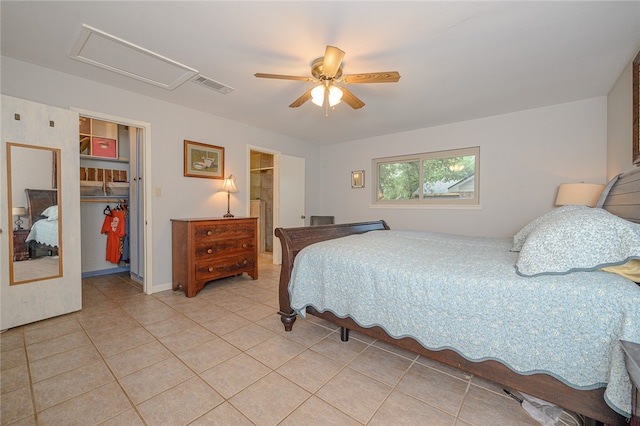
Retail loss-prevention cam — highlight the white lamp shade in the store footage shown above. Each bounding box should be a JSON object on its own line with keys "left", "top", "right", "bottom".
{"left": 555, "top": 183, "right": 604, "bottom": 207}
{"left": 328, "top": 85, "right": 343, "bottom": 107}
{"left": 220, "top": 176, "right": 238, "bottom": 193}
{"left": 12, "top": 207, "right": 26, "bottom": 216}
{"left": 311, "top": 85, "right": 325, "bottom": 106}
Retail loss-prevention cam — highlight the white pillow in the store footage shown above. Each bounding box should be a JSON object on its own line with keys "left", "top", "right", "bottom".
{"left": 41, "top": 205, "right": 58, "bottom": 221}
{"left": 511, "top": 205, "right": 588, "bottom": 252}
{"left": 516, "top": 207, "right": 640, "bottom": 277}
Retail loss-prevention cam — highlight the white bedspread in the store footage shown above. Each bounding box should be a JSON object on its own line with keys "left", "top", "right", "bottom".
{"left": 26, "top": 219, "right": 58, "bottom": 247}
{"left": 289, "top": 230, "right": 640, "bottom": 416}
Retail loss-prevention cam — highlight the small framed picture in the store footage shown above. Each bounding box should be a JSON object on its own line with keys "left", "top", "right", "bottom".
{"left": 351, "top": 170, "right": 364, "bottom": 188}
{"left": 91, "top": 137, "right": 117, "bottom": 158}
{"left": 184, "top": 140, "right": 225, "bottom": 179}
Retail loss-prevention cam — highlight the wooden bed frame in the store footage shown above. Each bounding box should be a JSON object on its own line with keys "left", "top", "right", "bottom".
{"left": 24, "top": 188, "right": 59, "bottom": 257}
{"left": 275, "top": 168, "right": 640, "bottom": 426}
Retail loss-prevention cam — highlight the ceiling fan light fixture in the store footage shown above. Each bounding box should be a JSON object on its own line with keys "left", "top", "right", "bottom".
{"left": 311, "top": 84, "right": 325, "bottom": 106}
{"left": 328, "top": 85, "right": 343, "bottom": 107}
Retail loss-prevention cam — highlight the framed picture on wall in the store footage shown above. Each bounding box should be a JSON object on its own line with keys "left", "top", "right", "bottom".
{"left": 184, "top": 140, "right": 225, "bottom": 179}
{"left": 351, "top": 170, "right": 364, "bottom": 188}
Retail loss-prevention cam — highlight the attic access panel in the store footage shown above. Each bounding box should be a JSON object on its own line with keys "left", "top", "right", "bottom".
{"left": 70, "top": 24, "right": 197, "bottom": 90}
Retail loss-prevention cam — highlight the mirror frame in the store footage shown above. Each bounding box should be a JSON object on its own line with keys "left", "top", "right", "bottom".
{"left": 7, "top": 142, "right": 63, "bottom": 285}
{"left": 633, "top": 50, "right": 640, "bottom": 165}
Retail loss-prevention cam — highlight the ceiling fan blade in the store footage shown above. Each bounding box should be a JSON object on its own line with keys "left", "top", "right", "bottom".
{"left": 255, "top": 73, "right": 315, "bottom": 82}
{"left": 341, "top": 71, "right": 401, "bottom": 84}
{"left": 289, "top": 89, "right": 313, "bottom": 108}
{"left": 339, "top": 86, "right": 365, "bottom": 109}
{"left": 322, "top": 45, "right": 345, "bottom": 78}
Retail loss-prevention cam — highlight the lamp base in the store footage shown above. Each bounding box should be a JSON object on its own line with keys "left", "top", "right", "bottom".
{"left": 223, "top": 212, "right": 234, "bottom": 218}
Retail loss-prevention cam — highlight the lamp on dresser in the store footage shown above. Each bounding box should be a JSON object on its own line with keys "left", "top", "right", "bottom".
{"left": 220, "top": 175, "right": 238, "bottom": 218}
{"left": 555, "top": 183, "right": 604, "bottom": 207}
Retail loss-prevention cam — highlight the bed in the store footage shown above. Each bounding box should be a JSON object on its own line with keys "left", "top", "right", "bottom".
{"left": 24, "top": 189, "right": 59, "bottom": 258}
{"left": 275, "top": 168, "right": 640, "bottom": 426}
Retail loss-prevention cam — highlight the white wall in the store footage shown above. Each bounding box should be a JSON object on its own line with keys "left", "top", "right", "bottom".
{"left": 318, "top": 98, "right": 608, "bottom": 238}
{"left": 1, "top": 57, "right": 321, "bottom": 291}
{"left": 607, "top": 59, "right": 636, "bottom": 177}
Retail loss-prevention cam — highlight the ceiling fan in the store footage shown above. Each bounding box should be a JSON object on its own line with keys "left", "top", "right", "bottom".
{"left": 255, "top": 45, "right": 400, "bottom": 115}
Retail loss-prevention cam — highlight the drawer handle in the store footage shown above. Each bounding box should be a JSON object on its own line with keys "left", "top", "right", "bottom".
{"left": 242, "top": 259, "right": 248, "bottom": 265}
{"left": 207, "top": 248, "right": 213, "bottom": 254}
{"left": 208, "top": 267, "right": 214, "bottom": 272}
{"left": 207, "top": 230, "right": 213, "bottom": 236}
{"left": 242, "top": 243, "right": 247, "bottom": 249}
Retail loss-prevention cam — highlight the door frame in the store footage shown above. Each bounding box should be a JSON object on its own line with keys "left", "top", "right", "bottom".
{"left": 71, "top": 107, "right": 153, "bottom": 294}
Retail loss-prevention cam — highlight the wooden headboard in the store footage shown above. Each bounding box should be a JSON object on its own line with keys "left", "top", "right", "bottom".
{"left": 602, "top": 167, "right": 640, "bottom": 223}
{"left": 24, "top": 189, "right": 57, "bottom": 227}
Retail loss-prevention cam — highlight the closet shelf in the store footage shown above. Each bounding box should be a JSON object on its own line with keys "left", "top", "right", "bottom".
{"left": 81, "top": 154, "right": 129, "bottom": 163}
{"left": 81, "top": 196, "right": 129, "bottom": 202}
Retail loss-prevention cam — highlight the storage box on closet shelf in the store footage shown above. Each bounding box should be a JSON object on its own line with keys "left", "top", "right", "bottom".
{"left": 80, "top": 180, "right": 105, "bottom": 196}
{"left": 106, "top": 181, "right": 129, "bottom": 197}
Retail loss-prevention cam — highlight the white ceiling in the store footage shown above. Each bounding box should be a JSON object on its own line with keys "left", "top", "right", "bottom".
{"left": 2, "top": 1, "right": 639, "bottom": 146}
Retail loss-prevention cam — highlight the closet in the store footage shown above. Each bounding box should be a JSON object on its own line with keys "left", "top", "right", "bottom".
{"left": 79, "top": 116, "right": 144, "bottom": 281}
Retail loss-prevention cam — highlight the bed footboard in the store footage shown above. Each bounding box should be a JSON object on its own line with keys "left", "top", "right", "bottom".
{"left": 274, "top": 220, "right": 390, "bottom": 331}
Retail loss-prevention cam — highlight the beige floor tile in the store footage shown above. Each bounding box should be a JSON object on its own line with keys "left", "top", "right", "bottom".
{"left": 396, "top": 362, "right": 469, "bottom": 416}
{"left": 191, "top": 402, "right": 254, "bottom": 425}
{"left": 458, "top": 384, "right": 539, "bottom": 426}
{"left": 222, "top": 323, "right": 275, "bottom": 351}
{"left": 369, "top": 389, "right": 455, "bottom": 426}
{"left": 200, "top": 312, "right": 252, "bottom": 336}
{"left": 1, "top": 346, "right": 26, "bottom": 370}
{"left": 99, "top": 408, "right": 145, "bottom": 425}
{"left": 29, "top": 344, "right": 101, "bottom": 383}
{"left": 277, "top": 349, "right": 344, "bottom": 393}
{"left": 36, "top": 382, "right": 131, "bottom": 425}
{"left": 416, "top": 355, "right": 474, "bottom": 380}
{"left": 1, "top": 329, "right": 25, "bottom": 353}
{"left": 229, "top": 372, "right": 310, "bottom": 426}
{"left": 178, "top": 337, "right": 242, "bottom": 373}
{"left": 280, "top": 395, "right": 362, "bottom": 426}
{"left": 316, "top": 367, "right": 392, "bottom": 424}
{"left": 117, "top": 294, "right": 168, "bottom": 313}
{"left": 158, "top": 325, "right": 217, "bottom": 353}
{"left": 245, "top": 334, "right": 306, "bottom": 369}
{"left": 119, "top": 356, "right": 194, "bottom": 404}
{"left": 26, "top": 331, "right": 91, "bottom": 362}
{"left": 0, "top": 386, "right": 34, "bottom": 425}
{"left": 137, "top": 376, "right": 224, "bottom": 426}
{"left": 1, "top": 364, "right": 29, "bottom": 395}
{"left": 200, "top": 353, "right": 271, "bottom": 398}
{"left": 143, "top": 315, "right": 199, "bottom": 338}
{"left": 235, "top": 302, "right": 278, "bottom": 322}
{"left": 104, "top": 340, "right": 173, "bottom": 379}
{"left": 23, "top": 317, "right": 82, "bottom": 345}
{"left": 280, "top": 319, "right": 334, "bottom": 347}
{"left": 349, "top": 345, "right": 413, "bottom": 386}
{"left": 32, "top": 360, "right": 114, "bottom": 411}
{"left": 124, "top": 304, "right": 179, "bottom": 326}
{"left": 90, "top": 326, "right": 156, "bottom": 357}
{"left": 309, "top": 331, "right": 369, "bottom": 364}
{"left": 182, "top": 303, "right": 230, "bottom": 323}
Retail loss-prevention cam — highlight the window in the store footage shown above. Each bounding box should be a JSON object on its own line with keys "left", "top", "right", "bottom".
{"left": 373, "top": 147, "right": 480, "bottom": 207}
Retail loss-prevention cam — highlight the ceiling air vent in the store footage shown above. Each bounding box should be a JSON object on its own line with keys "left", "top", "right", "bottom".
{"left": 192, "top": 75, "right": 234, "bottom": 95}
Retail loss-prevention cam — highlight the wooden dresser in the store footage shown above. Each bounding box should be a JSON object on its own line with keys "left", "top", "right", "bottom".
{"left": 171, "top": 217, "right": 258, "bottom": 297}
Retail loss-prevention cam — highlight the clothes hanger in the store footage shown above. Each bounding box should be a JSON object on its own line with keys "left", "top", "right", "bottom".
{"left": 103, "top": 205, "right": 112, "bottom": 216}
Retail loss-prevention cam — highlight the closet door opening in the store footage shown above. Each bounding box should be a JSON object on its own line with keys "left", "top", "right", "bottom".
{"left": 75, "top": 109, "right": 152, "bottom": 293}
{"left": 249, "top": 150, "right": 274, "bottom": 257}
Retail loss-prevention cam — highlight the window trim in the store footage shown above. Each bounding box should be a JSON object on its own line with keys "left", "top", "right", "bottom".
{"left": 372, "top": 146, "right": 480, "bottom": 207}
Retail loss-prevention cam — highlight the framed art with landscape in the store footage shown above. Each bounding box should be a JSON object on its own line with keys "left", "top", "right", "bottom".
{"left": 184, "top": 140, "right": 224, "bottom": 179}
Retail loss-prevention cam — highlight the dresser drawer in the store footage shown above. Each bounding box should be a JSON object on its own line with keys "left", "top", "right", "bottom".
{"left": 193, "top": 222, "right": 254, "bottom": 241}
{"left": 195, "top": 255, "right": 256, "bottom": 281}
{"left": 194, "top": 238, "right": 255, "bottom": 259}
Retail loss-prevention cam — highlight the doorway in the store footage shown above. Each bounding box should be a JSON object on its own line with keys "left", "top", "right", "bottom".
{"left": 249, "top": 150, "right": 274, "bottom": 256}
{"left": 73, "top": 108, "right": 153, "bottom": 294}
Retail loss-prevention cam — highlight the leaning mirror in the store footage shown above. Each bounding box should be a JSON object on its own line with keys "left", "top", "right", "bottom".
{"left": 7, "top": 142, "right": 62, "bottom": 284}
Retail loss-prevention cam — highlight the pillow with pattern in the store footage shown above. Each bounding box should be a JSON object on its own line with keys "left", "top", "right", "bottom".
{"left": 516, "top": 207, "right": 640, "bottom": 277}
{"left": 511, "top": 205, "right": 588, "bottom": 252}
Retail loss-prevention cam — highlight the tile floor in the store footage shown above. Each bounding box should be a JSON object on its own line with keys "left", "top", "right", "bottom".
{"left": 2, "top": 255, "right": 548, "bottom": 425}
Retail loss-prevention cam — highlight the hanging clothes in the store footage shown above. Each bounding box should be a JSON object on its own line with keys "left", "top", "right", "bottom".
{"left": 101, "top": 207, "right": 126, "bottom": 264}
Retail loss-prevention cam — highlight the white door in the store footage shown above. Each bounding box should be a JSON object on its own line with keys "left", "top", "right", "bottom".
{"left": 273, "top": 154, "right": 305, "bottom": 264}
{"left": 1, "top": 95, "right": 82, "bottom": 329}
